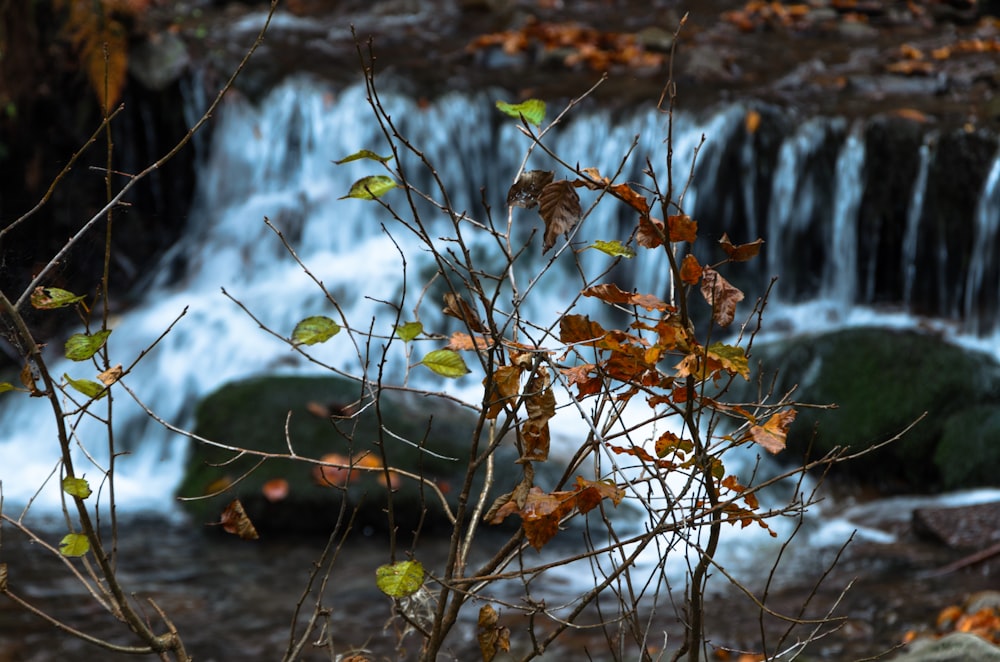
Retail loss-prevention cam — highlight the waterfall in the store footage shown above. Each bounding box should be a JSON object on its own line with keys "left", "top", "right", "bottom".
{"left": 2, "top": 75, "right": 1000, "bottom": 513}
{"left": 964, "top": 149, "right": 1000, "bottom": 335}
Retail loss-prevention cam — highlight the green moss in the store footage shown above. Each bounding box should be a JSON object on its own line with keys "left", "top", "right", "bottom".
{"left": 744, "top": 328, "right": 1000, "bottom": 490}
{"left": 935, "top": 406, "right": 1000, "bottom": 490}
{"left": 177, "top": 375, "right": 493, "bottom": 535}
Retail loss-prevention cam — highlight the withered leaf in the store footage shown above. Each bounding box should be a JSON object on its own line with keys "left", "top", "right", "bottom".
{"left": 483, "top": 364, "right": 522, "bottom": 419}
{"left": 667, "top": 214, "right": 698, "bottom": 243}
{"left": 507, "top": 170, "right": 554, "bottom": 209}
{"left": 636, "top": 215, "right": 665, "bottom": 248}
{"left": 700, "top": 266, "right": 744, "bottom": 327}
{"left": 219, "top": 499, "right": 259, "bottom": 540}
{"left": 520, "top": 487, "right": 576, "bottom": 550}
{"left": 680, "top": 254, "right": 703, "bottom": 285}
{"left": 559, "top": 314, "right": 607, "bottom": 345}
{"left": 97, "top": 364, "right": 123, "bottom": 387}
{"left": 582, "top": 283, "right": 671, "bottom": 312}
{"left": 538, "top": 180, "right": 581, "bottom": 253}
{"left": 477, "top": 604, "right": 511, "bottom": 662}
{"left": 521, "top": 368, "right": 555, "bottom": 461}
{"left": 442, "top": 293, "right": 485, "bottom": 332}
{"left": 748, "top": 409, "right": 797, "bottom": 454}
{"left": 719, "top": 233, "right": 764, "bottom": 262}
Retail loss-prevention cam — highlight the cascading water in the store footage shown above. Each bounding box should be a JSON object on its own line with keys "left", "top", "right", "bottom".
{"left": 2, "top": 74, "right": 1000, "bottom": 521}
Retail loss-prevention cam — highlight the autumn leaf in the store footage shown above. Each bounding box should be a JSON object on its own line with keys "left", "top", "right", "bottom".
{"left": 573, "top": 476, "right": 624, "bottom": 513}
{"left": 447, "top": 331, "right": 492, "bottom": 351}
{"left": 483, "top": 364, "right": 522, "bottom": 419}
{"left": 706, "top": 342, "right": 750, "bottom": 380}
{"left": 748, "top": 409, "right": 797, "bottom": 454}
{"left": 700, "top": 266, "right": 744, "bottom": 327}
{"left": 719, "top": 233, "right": 764, "bottom": 262}
{"left": 561, "top": 363, "right": 603, "bottom": 399}
{"left": 520, "top": 487, "right": 576, "bottom": 550}
{"left": 97, "top": 364, "right": 122, "bottom": 386}
{"left": 313, "top": 453, "right": 355, "bottom": 487}
{"left": 636, "top": 215, "right": 665, "bottom": 248}
{"left": 538, "top": 180, "right": 581, "bottom": 253}
{"left": 507, "top": 170, "right": 554, "bottom": 208}
{"left": 745, "top": 109, "right": 761, "bottom": 134}
{"left": 65, "top": 7, "right": 128, "bottom": 110}
{"left": 442, "top": 293, "right": 485, "bottom": 332}
{"left": 262, "top": 478, "right": 289, "bottom": 503}
{"left": 218, "top": 499, "right": 259, "bottom": 540}
{"left": 680, "top": 254, "right": 703, "bottom": 285}
{"left": 521, "top": 368, "right": 555, "bottom": 461}
{"left": 559, "top": 314, "right": 607, "bottom": 346}
{"left": 477, "top": 605, "right": 511, "bottom": 662}
{"left": 654, "top": 430, "right": 693, "bottom": 459}
{"left": 582, "top": 283, "right": 671, "bottom": 312}
{"left": 667, "top": 214, "right": 698, "bottom": 243}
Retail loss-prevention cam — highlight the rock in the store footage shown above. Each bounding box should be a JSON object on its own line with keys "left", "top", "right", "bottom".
{"left": 890, "top": 633, "right": 1000, "bottom": 661}
{"left": 743, "top": 328, "right": 1000, "bottom": 491}
{"left": 129, "top": 31, "right": 191, "bottom": 91}
{"left": 177, "top": 375, "right": 522, "bottom": 537}
{"left": 913, "top": 501, "right": 1000, "bottom": 548}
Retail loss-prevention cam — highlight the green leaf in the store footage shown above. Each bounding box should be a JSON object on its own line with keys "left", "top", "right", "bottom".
{"left": 31, "top": 287, "right": 85, "bottom": 309}
{"left": 333, "top": 149, "right": 393, "bottom": 165}
{"left": 292, "top": 316, "right": 341, "bottom": 346}
{"left": 62, "top": 477, "right": 92, "bottom": 499}
{"left": 339, "top": 175, "right": 398, "bottom": 200}
{"left": 63, "top": 374, "right": 108, "bottom": 400}
{"left": 395, "top": 321, "right": 423, "bottom": 342}
{"left": 496, "top": 99, "right": 546, "bottom": 127}
{"left": 376, "top": 560, "right": 424, "bottom": 598}
{"left": 0, "top": 382, "right": 15, "bottom": 394}
{"left": 590, "top": 240, "right": 636, "bottom": 259}
{"left": 59, "top": 533, "right": 90, "bottom": 557}
{"left": 420, "top": 349, "right": 471, "bottom": 378}
{"left": 64, "top": 330, "right": 111, "bottom": 361}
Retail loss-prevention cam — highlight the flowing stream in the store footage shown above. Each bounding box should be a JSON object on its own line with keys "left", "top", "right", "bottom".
{"left": 2, "top": 75, "right": 1000, "bottom": 660}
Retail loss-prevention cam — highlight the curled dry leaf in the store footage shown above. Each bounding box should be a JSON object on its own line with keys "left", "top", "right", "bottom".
{"left": 667, "top": 214, "right": 698, "bottom": 243}
{"left": 538, "top": 180, "right": 581, "bottom": 253}
{"left": 97, "top": 364, "right": 123, "bottom": 387}
{"left": 477, "top": 604, "right": 511, "bottom": 662}
{"left": 521, "top": 368, "right": 555, "bottom": 461}
{"left": 507, "top": 169, "right": 554, "bottom": 208}
{"left": 636, "top": 215, "right": 665, "bottom": 248}
{"left": 442, "top": 293, "right": 485, "bottom": 332}
{"left": 719, "top": 233, "right": 764, "bottom": 262}
{"left": 700, "top": 266, "right": 744, "bottom": 327}
{"left": 219, "top": 499, "right": 259, "bottom": 540}
{"left": 748, "top": 409, "right": 797, "bottom": 454}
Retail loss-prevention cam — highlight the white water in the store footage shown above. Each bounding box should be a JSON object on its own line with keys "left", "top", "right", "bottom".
{"left": 2, "top": 77, "right": 999, "bottom": 584}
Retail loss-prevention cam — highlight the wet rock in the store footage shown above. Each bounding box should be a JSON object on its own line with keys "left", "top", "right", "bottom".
{"left": 890, "top": 632, "right": 1000, "bottom": 661}
{"left": 129, "top": 31, "right": 191, "bottom": 91}
{"left": 178, "top": 375, "right": 522, "bottom": 537}
{"left": 743, "top": 328, "right": 1000, "bottom": 492}
{"left": 913, "top": 501, "right": 1000, "bottom": 548}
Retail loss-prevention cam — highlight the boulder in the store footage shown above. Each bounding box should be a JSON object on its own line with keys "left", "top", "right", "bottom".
{"left": 889, "top": 633, "right": 1000, "bottom": 661}
{"left": 743, "top": 328, "right": 1000, "bottom": 491}
{"left": 913, "top": 501, "right": 1000, "bottom": 549}
{"left": 177, "top": 375, "right": 521, "bottom": 537}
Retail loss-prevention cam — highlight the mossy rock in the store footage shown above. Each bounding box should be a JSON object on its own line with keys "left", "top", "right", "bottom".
{"left": 177, "top": 375, "right": 517, "bottom": 536}
{"left": 934, "top": 405, "right": 1000, "bottom": 489}
{"left": 743, "top": 328, "right": 1000, "bottom": 491}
